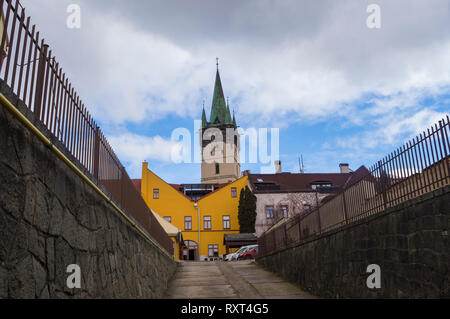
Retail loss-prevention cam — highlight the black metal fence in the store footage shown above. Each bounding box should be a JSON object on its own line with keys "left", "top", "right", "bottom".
{"left": 0, "top": 0, "right": 174, "bottom": 255}
{"left": 259, "top": 116, "right": 450, "bottom": 256}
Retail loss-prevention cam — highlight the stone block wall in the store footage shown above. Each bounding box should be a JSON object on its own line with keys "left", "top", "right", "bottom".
{"left": 0, "top": 81, "right": 176, "bottom": 298}
{"left": 258, "top": 186, "right": 449, "bottom": 298}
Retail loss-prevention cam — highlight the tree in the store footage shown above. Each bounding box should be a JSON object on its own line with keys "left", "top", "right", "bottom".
{"left": 238, "top": 186, "right": 257, "bottom": 233}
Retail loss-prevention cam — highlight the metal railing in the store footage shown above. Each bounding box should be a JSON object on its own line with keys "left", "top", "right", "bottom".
{"left": 259, "top": 116, "right": 450, "bottom": 256}
{"left": 0, "top": 0, "right": 174, "bottom": 255}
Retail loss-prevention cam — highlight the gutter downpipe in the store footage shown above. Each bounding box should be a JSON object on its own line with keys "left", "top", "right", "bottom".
{"left": 194, "top": 201, "right": 201, "bottom": 260}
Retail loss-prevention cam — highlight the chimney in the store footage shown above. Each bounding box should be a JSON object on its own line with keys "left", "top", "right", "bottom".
{"left": 275, "top": 160, "right": 282, "bottom": 174}
{"left": 339, "top": 163, "right": 351, "bottom": 173}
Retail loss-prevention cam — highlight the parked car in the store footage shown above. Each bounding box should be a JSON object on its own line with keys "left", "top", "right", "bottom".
{"left": 224, "top": 245, "right": 257, "bottom": 261}
{"left": 234, "top": 245, "right": 258, "bottom": 260}
{"left": 238, "top": 246, "right": 259, "bottom": 260}
{"left": 223, "top": 253, "right": 236, "bottom": 261}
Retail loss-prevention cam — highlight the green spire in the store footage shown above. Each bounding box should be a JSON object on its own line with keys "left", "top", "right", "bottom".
{"left": 232, "top": 109, "right": 237, "bottom": 127}
{"left": 201, "top": 104, "right": 207, "bottom": 129}
{"left": 225, "top": 105, "right": 232, "bottom": 125}
{"left": 209, "top": 69, "right": 228, "bottom": 125}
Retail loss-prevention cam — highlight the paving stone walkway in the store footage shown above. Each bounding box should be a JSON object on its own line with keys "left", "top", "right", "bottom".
{"left": 164, "top": 260, "right": 317, "bottom": 299}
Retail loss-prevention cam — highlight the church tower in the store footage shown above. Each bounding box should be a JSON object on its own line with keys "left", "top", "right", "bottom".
{"left": 201, "top": 63, "right": 240, "bottom": 184}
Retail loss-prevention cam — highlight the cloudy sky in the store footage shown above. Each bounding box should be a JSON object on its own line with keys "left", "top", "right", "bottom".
{"left": 20, "top": 0, "right": 450, "bottom": 182}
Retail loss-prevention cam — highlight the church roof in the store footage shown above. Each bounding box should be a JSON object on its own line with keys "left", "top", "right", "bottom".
{"left": 209, "top": 70, "right": 228, "bottom": 124}
{"left": 201, "top": 106, "right": 207, "bottom": 128}
{"left": 203, "top": 66, "right": 237, "bottom": 129}
{"left": 225, "top": 105, "right": 232, "bottom": 125}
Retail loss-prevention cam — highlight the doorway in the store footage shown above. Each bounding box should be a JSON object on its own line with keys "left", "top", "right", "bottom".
{"left": 183, "top": 241, "right": 198, "bottom": 261}
{"left": 188, "top": 249, "right": 195, "bottom": 261}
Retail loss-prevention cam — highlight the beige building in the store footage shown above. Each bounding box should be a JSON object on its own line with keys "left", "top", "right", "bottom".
{"left": 201, "top": 66, "right": 240, "bottom": 184}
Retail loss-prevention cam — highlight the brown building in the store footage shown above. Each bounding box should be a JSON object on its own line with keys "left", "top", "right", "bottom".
{"left": 247, "top": 162, "right": 368, "bottom": 236}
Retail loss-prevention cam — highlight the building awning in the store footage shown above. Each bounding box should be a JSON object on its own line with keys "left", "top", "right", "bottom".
{"left": 223, "top": 233, "right": 258, "bottom": 247}
{"left": 150, "top": 209, "right": 183, "bottom": 239}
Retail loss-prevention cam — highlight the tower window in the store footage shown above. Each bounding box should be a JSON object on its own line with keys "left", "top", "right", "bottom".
{"left": 153, "top": 189, "right": 159, "bottom": 199}
{"left": 234, "top": 135, "right": 238, "bottom": 146}
{"left": 216, "top": 163, "right": 220, "bottom": 175}
{"left": 231, "top": 187, "right": 237, "bottom": 198}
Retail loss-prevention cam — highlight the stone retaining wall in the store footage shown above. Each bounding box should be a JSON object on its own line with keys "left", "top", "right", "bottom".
{"left": 258, "top": 186, "right": 449, "bottom": 298}
{"left": 0, "top": 80, "right": 176, "bottom": 298}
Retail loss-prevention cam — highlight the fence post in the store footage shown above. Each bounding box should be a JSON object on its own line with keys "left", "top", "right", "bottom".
{"left": 316, "top": 208, "right": 322, "bottom": 234}
{"left": 93, "top": 126, "right": 100, "bottom": 180}
{"left": 120, "top": 166, "right": 125, "bottom": 206}
{"left": 438, "top": 120, "right": 450, "bottom": 181}
{"left": 263, "top": 234, "right": 266, "bottom": 256}
{"left": 33, "top": 44, "right": 48, "bottom": 119}
{"left": 342, "top": 192, "right": 349, "bottom": 225}
{"left": 272, "top": 231, "right": 276, "bottom": 253}
{"left": 298, "top": 214, "right": 302, "bottom": 241}
{"left": 378, "top": 160, "right": 388, "bottom": 210}
{"left": 315, "top": 191, "right": 322, "bottom": 234}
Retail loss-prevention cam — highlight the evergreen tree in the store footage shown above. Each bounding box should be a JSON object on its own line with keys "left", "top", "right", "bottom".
{"left": 238, "top": 186, "right": 257, "bottom": 233}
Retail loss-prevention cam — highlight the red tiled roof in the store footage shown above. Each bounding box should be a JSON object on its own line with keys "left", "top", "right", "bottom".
{"left": 169, "top": 184, "right": 183, "bottom": 191}
{"left": 131, "top": 179, "right": 141, "bottom": 193}
{"left": 133, "top": 179, "right": 229, "bottom": 200}
{"left": 343, "top": 165, "right": 372, "bottom": 188}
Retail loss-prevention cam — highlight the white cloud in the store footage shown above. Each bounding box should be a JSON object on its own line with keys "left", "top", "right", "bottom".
{"left": 17, "top": 0, "right": 450, "bottom": 178}
{"left": 18, "top": 0, "right": 450, "bottom": 127}
{"left": 107, "top": 133, "right": 182, "bottom": 177}
{"left": 335, "top": 108, "right": 448, "bottom": 152}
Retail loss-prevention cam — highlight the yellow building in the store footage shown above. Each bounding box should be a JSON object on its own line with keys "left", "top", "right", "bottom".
{"left": 140, "top": 162, "right": 248, "bottom": 261}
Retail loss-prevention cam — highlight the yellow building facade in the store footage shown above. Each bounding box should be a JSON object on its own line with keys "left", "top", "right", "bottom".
{"left": 140, "top": 162, "right": 248, "bottom": 261}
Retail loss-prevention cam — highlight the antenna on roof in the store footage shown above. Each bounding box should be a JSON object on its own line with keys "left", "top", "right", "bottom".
{"left": 299, "top": 155, "right": 305, "bottom": 174}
